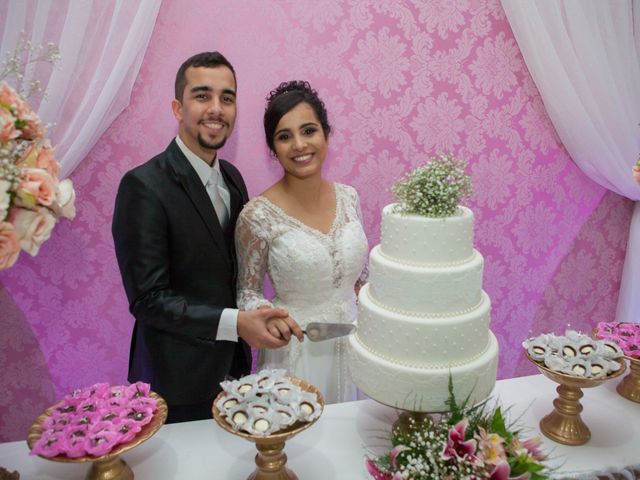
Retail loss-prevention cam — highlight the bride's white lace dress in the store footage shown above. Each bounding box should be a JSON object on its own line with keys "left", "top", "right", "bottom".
{"left": 235, "top": 183, "right": 368, "bottom": 403}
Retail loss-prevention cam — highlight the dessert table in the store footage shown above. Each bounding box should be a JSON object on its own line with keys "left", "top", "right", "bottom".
{"left": 0, "top": 374, "right": 637, "bottom": 479}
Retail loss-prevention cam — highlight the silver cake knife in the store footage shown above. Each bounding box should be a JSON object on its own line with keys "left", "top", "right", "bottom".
{"left": 303, "top": 322, "right": 356, "bottom": 342}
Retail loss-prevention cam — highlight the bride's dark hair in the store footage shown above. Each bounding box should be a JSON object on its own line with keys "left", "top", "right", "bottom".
{"left": 263, "top": 80, "right": 331, "bottom": 154}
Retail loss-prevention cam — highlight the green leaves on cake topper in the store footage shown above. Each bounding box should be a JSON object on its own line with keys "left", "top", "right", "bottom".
{"left": 392, "top": 154, "right": 472, "bottom": 217}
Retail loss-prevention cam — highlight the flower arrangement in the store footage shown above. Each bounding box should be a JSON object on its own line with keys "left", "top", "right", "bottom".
{"left": 633, "top": 157, "right": 640, "bottom": 183}
{"left": 30, "top": 382, "right": 158, "bottom": 458}
{"left": 365, "top": 379, "right": 549, "bottom": 480}
{"left": 392, "top": 154, "right": 472, "bottom": 217}
{"left": 0, "top": 39, "right": 75, "bottom": 270}
{"left": 595, "top": 322, "right": 640, "bottom": 359}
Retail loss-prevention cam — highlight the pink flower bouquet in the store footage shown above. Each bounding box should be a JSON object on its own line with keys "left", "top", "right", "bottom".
{"left": 0, "top": 81, "right": 75, "bottom": 270}
{"left": 30, "top": 382, "right": 158, "bottom": 458}
{"left": 365, "top": 378, "right": 550, "bottom": 479}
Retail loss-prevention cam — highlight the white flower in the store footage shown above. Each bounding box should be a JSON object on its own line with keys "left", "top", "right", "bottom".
{"left": 10, "top": 207, "right": 57, "bottom": 256}
{"left": 53, "top": 178, "right": 76, "bottom": 219}
{"left": 0, "top": 179, "right": 11, "bottom": 219}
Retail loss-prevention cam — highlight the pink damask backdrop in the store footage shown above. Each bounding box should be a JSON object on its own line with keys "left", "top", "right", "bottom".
{"left": 0, "top": 0, "right": 633, "bottom": 441}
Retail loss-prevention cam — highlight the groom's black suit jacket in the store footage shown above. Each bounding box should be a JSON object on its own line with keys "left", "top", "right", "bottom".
{"left": 112, "top": 139, "right": 251, "bottom": 405}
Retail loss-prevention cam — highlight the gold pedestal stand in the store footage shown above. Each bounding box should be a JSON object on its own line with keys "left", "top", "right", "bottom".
{"left": 526, "top": 353, "right": 626, "bottom": 446}
{"left": 212, "top": 378, "right": 324, "bottom": 480}
{"left": 616, "top": 356, "right": 640, "bottom": 403}
{"left": 86, "top": 457, "right": 133, "bottom": 480}
{"left": 27, "top": 392, "right": 168, "bottom": 480}
{"left": 249, "top": 440, "right": 294, "bottom": 480}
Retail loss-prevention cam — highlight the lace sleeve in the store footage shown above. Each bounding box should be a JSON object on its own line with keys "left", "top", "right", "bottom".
{"left": 235, "top": 201, "right": 274, "bottom": 311}
{"left": 346, "top": 184, "right": 369, "bottom": 288}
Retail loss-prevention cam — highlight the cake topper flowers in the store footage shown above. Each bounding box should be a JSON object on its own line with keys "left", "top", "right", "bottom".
{"left": 392, "top": 154, "right": 472, "bottom": 217}
{"left": 0, "top": 37, "right": 75, "bottom": 270}
{"left": 365, "top": 378, "right": 550, "bottom": 479}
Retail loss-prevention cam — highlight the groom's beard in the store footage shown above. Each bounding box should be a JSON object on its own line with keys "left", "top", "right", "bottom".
{"left": 198, "top": 133, "right": 227, "bottom": 151}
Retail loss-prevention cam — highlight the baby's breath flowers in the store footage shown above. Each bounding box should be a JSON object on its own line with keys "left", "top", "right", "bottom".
{"left": 392, "top": 154, "right": 472, "bottom": 217}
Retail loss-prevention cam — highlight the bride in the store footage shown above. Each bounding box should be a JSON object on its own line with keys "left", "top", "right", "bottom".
{"left": 235, "top": 81, "right": 368, "bottom": 403}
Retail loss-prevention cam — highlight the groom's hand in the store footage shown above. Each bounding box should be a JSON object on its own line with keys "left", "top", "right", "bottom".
{"left": 237, "top": 307, "right": 301, "bottom": 348}
{"left": 266, "top": 316, "right": 304, "bottom": 343}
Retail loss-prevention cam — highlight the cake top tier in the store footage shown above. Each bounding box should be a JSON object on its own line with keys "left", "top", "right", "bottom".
{"left": 380, "top": 203, "right": 475, "bottom": 264}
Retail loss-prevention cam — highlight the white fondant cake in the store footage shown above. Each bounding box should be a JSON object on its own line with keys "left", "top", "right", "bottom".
{"left": 348, "top": 204, "right": 498, "bottom": 411}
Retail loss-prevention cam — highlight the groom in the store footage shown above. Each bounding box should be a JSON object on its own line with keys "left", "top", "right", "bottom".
{"left": 112, "top": 51, "right": 302, "bottom": 423}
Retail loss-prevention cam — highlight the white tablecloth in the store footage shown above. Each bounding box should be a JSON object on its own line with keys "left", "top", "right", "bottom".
{"left": 0, "top": 374, "right": 638, "bottom": 479}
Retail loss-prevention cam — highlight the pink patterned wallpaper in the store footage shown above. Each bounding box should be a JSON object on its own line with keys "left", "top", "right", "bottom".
{"left": 0, "top": 0, "right": 633, "bottom": 441}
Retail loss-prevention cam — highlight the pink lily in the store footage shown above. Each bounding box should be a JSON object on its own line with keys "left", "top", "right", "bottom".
{"left": 365, "top": 458, "right": 393, "bottom": 480}
{"left": 441, "top": 420, "right": 478, "bottom": 462}
{"left": 390, "top": 445, "right": 408, "bottom": 468}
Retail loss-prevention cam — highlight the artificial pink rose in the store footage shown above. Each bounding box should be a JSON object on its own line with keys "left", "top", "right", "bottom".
{"left": 36, "top": 145, "right": 60, "bottom": 176}
{"left": 0, "top": 221, "right": 20, "bottom": 270}
{"left": 16, "top": 167, "right": 57, "bottom": 207}
{"left": 53, "top": 179, "right": 76, "bottom": 219}
{"left": 16, "top": 142, "right": 38, "bottom": 167}
{"left": 10, "top": 206, "right": 56, "bottom": 256}
{"left": 0, "top": 82, "right": 21, "bottom": 110}
{"left": 0, "top": 106, "right": 19, "bottom": 142}
{"left": 7, "top": 90, "right": 44, "bottom": 141}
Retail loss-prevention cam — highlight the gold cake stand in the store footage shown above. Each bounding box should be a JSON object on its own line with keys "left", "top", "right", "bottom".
{"left": 526, "top": 352, "right": 626, "bottom": 445}
{"left": 616, "top": 355, "right": 640, "bottom": 403}
{"left": 592, "top": 327, "right": 640, "bottom": 403}
{"left": 212, "top": 378, "right": 323, "bottom": 480}
{"left": 27, "top": 392, "right": 167, "bottom": 480}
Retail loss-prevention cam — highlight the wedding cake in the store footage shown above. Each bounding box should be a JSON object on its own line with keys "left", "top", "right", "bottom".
{"left": 347, "top": 158, "right": 498, "bottom": 412}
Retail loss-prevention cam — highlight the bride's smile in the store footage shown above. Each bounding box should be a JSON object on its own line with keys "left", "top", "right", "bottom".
{"left": 273, "top": 102, "right": 328, "bottom": 179}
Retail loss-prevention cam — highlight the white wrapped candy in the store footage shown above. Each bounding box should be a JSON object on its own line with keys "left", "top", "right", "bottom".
{"left": 524, "top": 330, "right": 623, "bottom": 379}
{"left": 216, "top": 369, "right": 322, "bottom": 436}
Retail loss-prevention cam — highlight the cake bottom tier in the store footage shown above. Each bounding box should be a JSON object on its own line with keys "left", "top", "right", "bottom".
{"left": 347, "top": 331, "right": 499, "bottom": 412}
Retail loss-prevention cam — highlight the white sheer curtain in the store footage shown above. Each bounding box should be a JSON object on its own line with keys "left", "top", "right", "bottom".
{"left": 0, "top": 0, "right": 161, "bottom": 178}
{"left": 501, "top": 0, "right": 640, "bottom": 324}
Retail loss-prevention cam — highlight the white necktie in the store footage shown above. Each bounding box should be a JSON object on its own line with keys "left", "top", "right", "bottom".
{"left": 207, "top": 168, "right": 229, "bottom": 228}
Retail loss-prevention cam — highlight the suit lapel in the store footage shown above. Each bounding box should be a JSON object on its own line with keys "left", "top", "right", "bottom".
{"left": 220, "top": 164, "right": 242, "bottom": 224}
{"left": 166, "top": 141, "right": 230, "bottom": 260}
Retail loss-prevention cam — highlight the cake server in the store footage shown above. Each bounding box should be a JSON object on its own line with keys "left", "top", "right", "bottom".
{"left": 303, "top": 322, "right": 356, "bottom": 342}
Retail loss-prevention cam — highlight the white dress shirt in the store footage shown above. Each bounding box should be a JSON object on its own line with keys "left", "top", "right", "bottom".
{"left": 175, "top": 135, "right": 239, "bottom": 342}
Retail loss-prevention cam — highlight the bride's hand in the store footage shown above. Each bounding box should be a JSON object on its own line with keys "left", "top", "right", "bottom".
{"left": 267, "top": 316, "right": 304, "bottom": 343}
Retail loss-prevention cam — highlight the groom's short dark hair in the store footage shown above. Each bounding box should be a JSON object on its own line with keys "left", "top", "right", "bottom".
{"left": 174, "top": 51, "right": 236, "bottom": 102}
